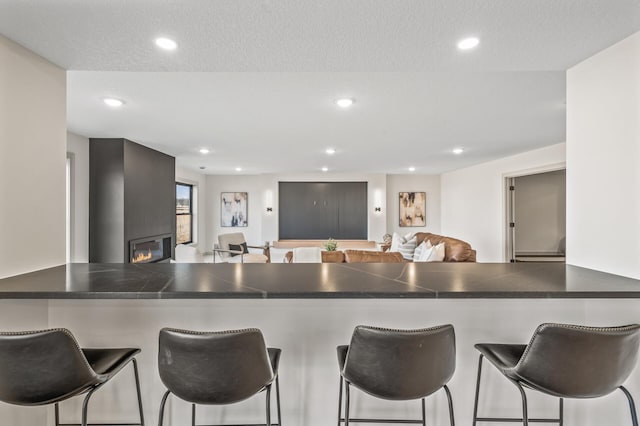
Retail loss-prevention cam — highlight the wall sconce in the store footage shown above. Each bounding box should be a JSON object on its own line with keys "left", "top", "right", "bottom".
{"left": 374, "top": 190, "right": 382, "bottom": 213}
{"left": 266, "top": 190, "right": 274, "bottom": 214}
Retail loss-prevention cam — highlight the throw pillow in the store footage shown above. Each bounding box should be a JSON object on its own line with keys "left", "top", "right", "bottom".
{"left": 424, "top": 242, "right": 446, "bottom": 262}
{"left": 413, "top": 241, "right": 429, "bottom": 262}
{"left": 389, "top": 232, "right": 402, "bottom": 253}
{"left": 415, "top": 246, "right": 435, "bottom": 262}
{"left": 398, "top": 236, "right": 418, "bottom": 260}
{"left": 228, "top": 242, "right": 248, "bottom": 257}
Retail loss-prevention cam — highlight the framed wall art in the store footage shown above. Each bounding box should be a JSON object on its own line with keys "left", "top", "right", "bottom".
{"left": 221, "top": 192, "right": 248, "bottom": 227}
{"left": 399, "top": 192, "right": 426, "bottom": 227}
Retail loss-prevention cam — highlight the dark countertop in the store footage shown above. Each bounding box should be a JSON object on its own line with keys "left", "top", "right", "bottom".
{"left": 0, "top": 263, "right": 639, "bottom": 299}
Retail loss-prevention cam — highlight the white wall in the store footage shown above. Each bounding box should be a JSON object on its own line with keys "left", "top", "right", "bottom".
{"left": 176, "top": 167, "right": 208, "bottom": 250}
{"left": 0, "top": 35, "right": 66, "bottom": 278}
{"left": 66, "top": 132, "right": 89, "bottom": 262}
{"left": 204, "top": 173, "right": 390, "bottom": 250}
{"left": 514, "top": 170, "right": 566, "bottom": 254}
{"left": 567, "top": 31, "right": 640, "bottom": 279}
{"left": 441, "top": 143, "right": 566, "bottom": 262}
{"left": 386, "top": 174, "right": 441, "bottom": 236}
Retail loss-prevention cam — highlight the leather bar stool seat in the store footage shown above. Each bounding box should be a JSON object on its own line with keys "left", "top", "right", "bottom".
{"left": 0, "top": 328, "right": 144, "bottom": 426}
{"left": 472, "top": 323, "right": 640, "bottom": 426}
{"left": 337, "top": 324, "right": 456, "bottom": 426}
{"left": 157, "top": 327, "right": 282, "bottom": 426}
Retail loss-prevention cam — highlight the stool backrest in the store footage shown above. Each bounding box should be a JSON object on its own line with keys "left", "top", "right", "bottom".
{"left": 514, "top": 323, "right": 640, "bottom": 398}
{"left": 343, "top": 325, "right": 455, "bottom": 400}
{"left": 158, "top": 328, "right": 274, "bottom": 404}
{"left": 0, "top": 329, "right": 98, "bottom": 405}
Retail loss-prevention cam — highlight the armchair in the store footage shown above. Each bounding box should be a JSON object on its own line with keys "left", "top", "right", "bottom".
{"left": 213, "top": 232, "right": 270, "bottom": 263}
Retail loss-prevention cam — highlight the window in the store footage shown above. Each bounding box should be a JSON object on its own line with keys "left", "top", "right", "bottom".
{"left": 176, "top": 183, "right": 193, "bottom": 244}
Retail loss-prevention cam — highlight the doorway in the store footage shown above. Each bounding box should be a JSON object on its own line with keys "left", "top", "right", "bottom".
{"left": 506, "top": 169, "right": 566, "bottom": 263}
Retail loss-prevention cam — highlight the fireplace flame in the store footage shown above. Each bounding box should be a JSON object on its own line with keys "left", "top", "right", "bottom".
{"left": 132, "top": 248, "right": 153, "bottom": 263}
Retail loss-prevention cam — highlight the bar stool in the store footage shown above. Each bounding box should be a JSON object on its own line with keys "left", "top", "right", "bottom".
{"left": 472, "top": 323, "right": 640, "bottom": 426}
{"left": 336, "top": 325, "right": 456, "bottom": 426}
{"left": 157, "top": 327, "right": 282, "bottom": 426}
{"left": 0, "top": 328, "right": 144, "bottom": 426}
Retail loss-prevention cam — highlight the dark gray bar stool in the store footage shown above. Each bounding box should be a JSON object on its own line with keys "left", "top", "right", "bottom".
{"left": 0, "top": 328, "right": 144, "bottom": 426}
{"left": 157, "top": 327, "right": 282, "bottom": 426}
{"left": 336, "top": 324, "right": 456, "bottom": 426}
{"left": 472, "top": 323, "right": 640, "bottom": 426}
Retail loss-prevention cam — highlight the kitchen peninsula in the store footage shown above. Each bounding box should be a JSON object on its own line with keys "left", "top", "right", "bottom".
{"left": 0, "top": 263, "right": 639, "bottom": 426}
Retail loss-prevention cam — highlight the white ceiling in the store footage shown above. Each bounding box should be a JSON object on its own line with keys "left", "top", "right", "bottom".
{"left": 1, "top": 0, "right": 639, "bottom": 174}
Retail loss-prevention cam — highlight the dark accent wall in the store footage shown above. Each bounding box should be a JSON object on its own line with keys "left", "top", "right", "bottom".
{"left": 278, "top": 182, "right": 367, "bottom": 239}
{"left": 90, "top": 138, "right": 175, "bottom": 263}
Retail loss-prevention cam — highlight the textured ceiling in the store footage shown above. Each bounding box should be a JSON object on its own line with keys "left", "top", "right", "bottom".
{"left": 1, "top": 0, "right": 639, "bottom": 71}
{"left": 2, "top": 1, "right": 639, "bottom": 174}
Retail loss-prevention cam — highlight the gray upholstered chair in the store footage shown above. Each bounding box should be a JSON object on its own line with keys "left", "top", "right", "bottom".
{"left": 213, "top": 232, "right": 269, "bottom": 263}
{"left": 0, "top": 328, "right": 144, "bottom": 426}
{"left": 337, "top": 325, "right": 456, "bottom": 426}
{"left": 472, "top": 323, "right": 640, "bottom": 426}
{"left": 157, "top": 328, "right": 282, "bottom": 426}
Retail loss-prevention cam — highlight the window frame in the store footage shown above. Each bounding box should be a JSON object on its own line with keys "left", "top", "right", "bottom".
{"left": 176, "top": 182, "right": 194, "bottom": 245}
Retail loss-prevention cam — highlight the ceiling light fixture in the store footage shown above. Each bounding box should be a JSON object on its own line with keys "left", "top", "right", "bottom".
{"left": 103, "top": 98, "right": 124, "bottom": 107}
{"left": 408, "top": 167, "right": 416, "bottom": 172}
{"left": 321, "top": 167, "right": 329, "bottom": 172}
{"left": 457, "top": 37, "right": 480, "bottom": 50}
{"left": 325, "top": 148, "right": 336, "bottom": 155}
{"left": 335, "top": 98, "right": 355, "bottom": 108}
{"left": 452, "top": 148, "right": 464, "bottom": 155}
{"left": 235, "top": 167, "right": 242, "bottom": 172}
{"left": 155, "top": 37, "right": 178, "bottom": 50}
{"left": 199, "top": 148, "right": 210, "bottom": 154}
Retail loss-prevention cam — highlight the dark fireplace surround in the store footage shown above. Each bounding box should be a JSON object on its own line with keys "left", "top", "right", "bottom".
{"left": 89, "top": 138, "right": 176, "bottom": 263}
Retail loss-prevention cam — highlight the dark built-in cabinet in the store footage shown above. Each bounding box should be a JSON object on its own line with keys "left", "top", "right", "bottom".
{"left": 278, "top": 182, "right": 367, "bottom": 240}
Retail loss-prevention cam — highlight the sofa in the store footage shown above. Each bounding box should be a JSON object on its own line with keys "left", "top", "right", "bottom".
{"left": 412, "top": 232, "right": 476, "bottom": 262}
{"left": 284, "top": 233, "right": 476, "bottom": 263}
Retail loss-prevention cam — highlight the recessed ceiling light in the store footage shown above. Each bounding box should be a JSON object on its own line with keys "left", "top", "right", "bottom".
{"left": 155, "top": 37, "right": 177, "bottom": 50}
{"left": 199, "top": 148, "right": 210, "bottom": 154}
{"left": 335, "top": 98, "right": 355, "bottom": 108}
{"left": 457, "top": 37, "right": 480, "bottom": 50}
{"left": 321, "top": 167, "right": 329, "bottom": 172}
{"left": 325, "top": 148, "right": 336, "bottom": 155}
{"left": 235, "top": 167, "right": 242, "bottom": 172}
{"left": 103, "top": 98, "right": 124, "bottom": 107}
{"left": 452, "top": 148, "right": 464, "bottom": 155}
{"left": 408, "top": 167, "right": 416, "bottom": 172}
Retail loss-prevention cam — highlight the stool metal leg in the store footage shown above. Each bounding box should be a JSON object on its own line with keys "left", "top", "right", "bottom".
{"left": 510, "top": 380, "right": 528, "bottom": 426}
{"left": 81, "top": 387, "right": 99, "bottom": 426}
{"left": 558, "top": 398, "right": 563, "bottom": 426}
{"left": 444, "top": 385, "right": 455, "bottom": 426}
{"left": 132, "top": 358, "right": 145, "bottom": 426}
{"left": 472, "top": 354, "right": 484, "bottom": 426}
{"left": 337, "top": 376, "right": 343, "bottom": 426}
{"left": 158, "top": 390, "right": 171, "bottom": 426}
{"left": 265, "top": 384, "right": 272, "bottom": 426}
{"left": 421, "top": 398, "right": 425, "bottom": 426}
{"left": 345, "top": 382, "right": 351, "bottom": 426}
{"left": 620, "top": 386, "right": 639, "bottom": 426}
{"left": 276, "top": 375, "right": 282, "bottom": 426}
{"left": 55, "top": 402, "right": 61, "bottom": 426}
{"left": 191, "top": 404, "right": 196, "bottom": 426}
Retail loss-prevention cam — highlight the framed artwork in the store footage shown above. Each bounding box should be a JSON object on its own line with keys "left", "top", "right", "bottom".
{"left": 399, "top": 192, "right": 426, "bottom": 227}
{"left": 221, "top": 192, "right": 248, "bottom": 227}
